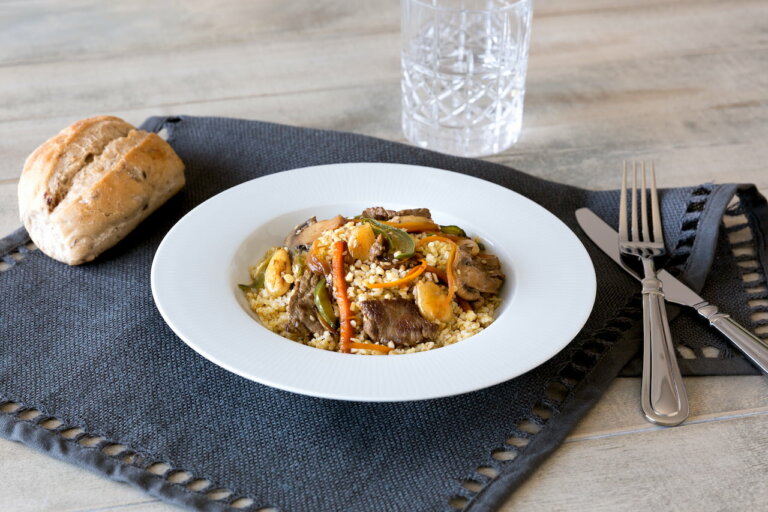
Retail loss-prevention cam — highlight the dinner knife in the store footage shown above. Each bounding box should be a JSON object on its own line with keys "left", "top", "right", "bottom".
{"left": 575, "top": 207, "right": 768, "bottom": 375}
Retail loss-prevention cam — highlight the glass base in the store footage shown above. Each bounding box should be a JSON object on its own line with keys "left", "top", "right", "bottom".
{"left": 402, "top": 112, "right": 522, "bottom": 158}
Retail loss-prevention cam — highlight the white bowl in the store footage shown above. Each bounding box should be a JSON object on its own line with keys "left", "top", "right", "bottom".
{"left": 152, "top": 163, "right": 595, "bottom": 401}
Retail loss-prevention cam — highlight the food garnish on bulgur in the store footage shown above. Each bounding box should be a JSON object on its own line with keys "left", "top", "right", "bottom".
{"left": 240, "top": 207, "right": 505, "bottom": 355}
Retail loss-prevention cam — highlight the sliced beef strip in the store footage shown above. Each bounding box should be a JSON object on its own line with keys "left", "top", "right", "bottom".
{"left": 369, "top": 233, "right": 386, "bottom": 260}
{"left": 396, "top": 208, "right": 432, "bottom": 219}
{"left": 454, "top": 248, "right": 505, "bottom": 301}
{"left": 285, "top": 272, "right": 325, "bottom": 338}
{"left": 360, "top": 206, "right": 391, "bottom": 220}
{"left": 359, "top": 299, "right": 438, "bottom": 347}
{"left": 360, "top": 207, "right": 432, "bottom": 220}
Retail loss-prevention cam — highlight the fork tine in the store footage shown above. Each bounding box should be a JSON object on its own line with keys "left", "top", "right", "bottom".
{"left": 619, "top": 162, "right": 628, "bottom": 242}
{"left": 650, "top": 161, "right": 663, "bottom": 244}
{"left": 641, "top": 161, "right": 649, "bottom": 242}
{"left": 631, "top": 161, "right": 639, "bottom": 242}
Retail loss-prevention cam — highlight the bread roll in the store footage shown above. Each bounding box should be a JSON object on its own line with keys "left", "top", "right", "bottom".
{"left": 18, "top": 115, "right": 185, "bottom": 265}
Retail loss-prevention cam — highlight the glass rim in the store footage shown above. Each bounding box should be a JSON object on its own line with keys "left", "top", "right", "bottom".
{"left": 405, "top": 0, "right": 531, "bottom": 14}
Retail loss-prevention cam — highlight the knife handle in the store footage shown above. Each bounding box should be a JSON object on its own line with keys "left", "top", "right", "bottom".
{"left": 641, "top": 273, "right": 689, "bottom": 427}
{"left": 695, "top": 303, "right": 768, "bottom": 375}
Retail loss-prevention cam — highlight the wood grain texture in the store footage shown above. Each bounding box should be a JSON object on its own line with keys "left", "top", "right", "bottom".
{"left": 1, "top": 438, "right": 162, "bottom": 512}
{"left": 0, "top": 0, "right": 399, "bottom": 66}
{"left": 570, "top": 376, "right": 768, "bottom": 440}
{"left": 506, "top": 413, "right": 768, "bottom": 511}
{"left": 0, "top": 82, "right": 402, "bottom": 182}
{"left": 0, "top": 183, "right": 21, "bottom": 235}
{"left": 1, "top": 0, "right": 767, "bottom": 510}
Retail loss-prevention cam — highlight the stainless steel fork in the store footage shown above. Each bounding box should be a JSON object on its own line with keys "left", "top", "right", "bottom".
{"left": 619, "top": 161, "right": 689, "bottom": 426}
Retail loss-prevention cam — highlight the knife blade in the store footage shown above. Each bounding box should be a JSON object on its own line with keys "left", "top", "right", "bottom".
{"left": 576, "top": 207, "right": 768, "bottom": 374}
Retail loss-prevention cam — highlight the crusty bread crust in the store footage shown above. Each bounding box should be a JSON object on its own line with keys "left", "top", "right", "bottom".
{"left": 18, "top": 116, "right": 185, "bottom": 265}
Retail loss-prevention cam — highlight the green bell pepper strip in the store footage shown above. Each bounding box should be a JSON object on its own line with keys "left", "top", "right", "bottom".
{"left": 439, "top": 225, "right": 467, "bottom": 237}
{"left": 360, "top": 218, "right": 416, "bottom": 260}
{"left": 313, "top": 277, "right": 338, "bottom": 328}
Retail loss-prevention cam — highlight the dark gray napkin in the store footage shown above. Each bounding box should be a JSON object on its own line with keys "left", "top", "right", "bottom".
{"left": 2, "top": 116, "right": 766, "bottom": 512}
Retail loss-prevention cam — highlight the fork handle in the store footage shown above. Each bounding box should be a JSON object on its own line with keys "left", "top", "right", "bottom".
{"left": 640, "top": 267, "right": 690, "bottom": 427}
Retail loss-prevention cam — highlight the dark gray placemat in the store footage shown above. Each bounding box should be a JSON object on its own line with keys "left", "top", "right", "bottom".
{"left": 1, "top": 116, "right": 766, "bottom": 512}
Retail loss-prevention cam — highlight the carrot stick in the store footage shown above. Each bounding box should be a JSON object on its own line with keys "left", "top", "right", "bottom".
{"left": 365, "top": 258, "right": 427, "bottom": 289}
{"left": 332, "top": 241, "right": 353, "bottom": 354}
{"left": 349, "top": 342, "right": 393, "bottom": 354}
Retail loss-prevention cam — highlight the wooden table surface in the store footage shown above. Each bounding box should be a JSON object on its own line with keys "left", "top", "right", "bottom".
{"left": 2, "top": 1, "right": 767, "bottom": 510}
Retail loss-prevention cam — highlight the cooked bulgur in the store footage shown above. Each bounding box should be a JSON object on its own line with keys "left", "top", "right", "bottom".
{"left": 241, "top": 209, "right": 503, "bottom": 355}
